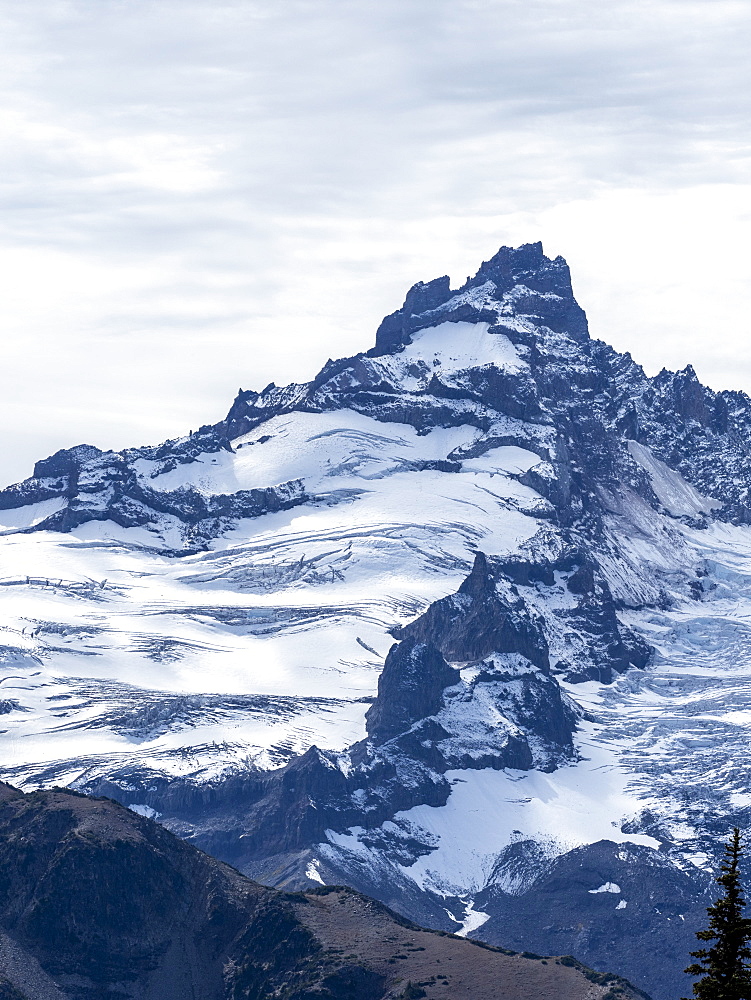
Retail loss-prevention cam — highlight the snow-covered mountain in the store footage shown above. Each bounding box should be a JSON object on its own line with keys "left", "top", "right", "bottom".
{"left": 3, "top": 242, "right": 751, "bottom": 999}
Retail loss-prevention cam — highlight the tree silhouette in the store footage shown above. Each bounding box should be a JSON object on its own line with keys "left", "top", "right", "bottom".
{"left": 684, "top": 828, "right": 751, "bottom": 1000}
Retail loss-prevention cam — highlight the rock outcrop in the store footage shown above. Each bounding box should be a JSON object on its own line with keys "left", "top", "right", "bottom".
{"left": 365, "top": 640, "right": 460, "bottom": 744}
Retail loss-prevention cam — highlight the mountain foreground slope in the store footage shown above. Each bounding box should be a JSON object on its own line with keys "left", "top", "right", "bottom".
{"left": 2, "top": 242, "right": 751, "bottom": 998}
{"left": 0, "top": 782, "right": 645, "bottom": 1000}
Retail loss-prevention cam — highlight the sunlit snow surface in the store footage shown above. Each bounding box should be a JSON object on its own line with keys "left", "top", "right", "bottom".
{"left": 3, "top": 316, "right": 751, "bottom": 934}
{"left": 0, "top": 395, "right": 544, "bottom": 783}
{"left": 326, "top": 732, "right": 661, "bottom": 897}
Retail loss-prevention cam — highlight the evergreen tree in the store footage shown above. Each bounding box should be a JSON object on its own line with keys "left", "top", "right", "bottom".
{"left": 685, "top": 828, "right": 751, "bottom": 1000}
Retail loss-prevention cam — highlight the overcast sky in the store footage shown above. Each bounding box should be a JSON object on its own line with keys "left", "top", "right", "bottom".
{"left": 1, "top": 0, "right": 751, "bottom": 486}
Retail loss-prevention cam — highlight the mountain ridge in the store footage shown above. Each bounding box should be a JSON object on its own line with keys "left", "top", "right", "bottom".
{"left": 6, "top": 242, "right": 751, "bottom": 545}
{"left": 0, "top": 780, "right": 647, "bottom": 1000}
{"left": 0, "top": 242, "right": 749, "bottom": 1000}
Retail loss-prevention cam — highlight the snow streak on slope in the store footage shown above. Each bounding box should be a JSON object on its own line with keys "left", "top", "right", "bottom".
{"left": 627, "top": 440, "right": 720, "bottom": 518}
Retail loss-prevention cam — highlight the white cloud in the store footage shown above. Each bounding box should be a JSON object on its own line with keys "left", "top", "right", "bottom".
{"left": 1, "top": 0, "right": 751, "bottom": 484}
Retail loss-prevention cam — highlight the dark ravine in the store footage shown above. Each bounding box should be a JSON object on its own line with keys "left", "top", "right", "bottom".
{"left": 0, "top": 782, "right": 647, "bottom": 1000}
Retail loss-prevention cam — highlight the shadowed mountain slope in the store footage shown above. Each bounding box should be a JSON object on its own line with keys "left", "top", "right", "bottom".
{"left": 0, "top": 783, "right": 646, "bottom": 1000}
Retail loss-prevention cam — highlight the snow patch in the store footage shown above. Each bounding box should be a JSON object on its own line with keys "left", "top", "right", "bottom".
{"left": 128, "top": 803, "right": 159, "bottom": 819}
{"left": 405, "top": 322, "right": 527, "bottom": 375}
{"left": 305, "top": 859, "right": 326, "bottom": 885}
{"left": 0, "top": 499, "right": 66, "bottom": 530}
{"left": 461, "top": 445, "right": 542, "bottom": 476}
{"left": 628, "top": 440, "right": 720, "bottom": 517}
{"left": 456, "top": 898, "right": 490, "bottom": 937}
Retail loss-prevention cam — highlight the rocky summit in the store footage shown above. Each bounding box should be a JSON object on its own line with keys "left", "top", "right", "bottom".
{"left": 1, "top": 242, "right": 750, "bottom": 999}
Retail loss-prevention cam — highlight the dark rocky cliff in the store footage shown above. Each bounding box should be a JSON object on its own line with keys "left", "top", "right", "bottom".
{"left": 365, "top": 640, "right": 460, "bottom": 744}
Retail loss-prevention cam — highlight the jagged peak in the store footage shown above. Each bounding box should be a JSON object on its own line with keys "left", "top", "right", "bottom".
{"left": 470, "top": 241, "right": 568, "bottom": 290}
{"left": 371, "top": 242, "right": 588, "bottom": 356}
{"left": 33, "top": 443, "right": 104, "bottom": 479}
{"left": 458, "top": 550, "right": 494, "bottom": 598}
{"left": 8, "top": 239, "right": 751, "bottom": 542}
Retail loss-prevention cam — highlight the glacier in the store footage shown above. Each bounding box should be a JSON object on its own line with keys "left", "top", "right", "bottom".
{"left": 2, "top": 241, "right": 751, "bottom": 999}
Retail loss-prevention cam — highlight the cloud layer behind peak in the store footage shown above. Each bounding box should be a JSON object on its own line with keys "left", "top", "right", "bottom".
{"left": 1, "top": 0, "right": 750, "bottom": 484}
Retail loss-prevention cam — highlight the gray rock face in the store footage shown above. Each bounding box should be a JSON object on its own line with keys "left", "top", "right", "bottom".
{"left": 365, "top": 640, "right": 460, "bottom": 744}
{"left": 394, "top": 552, "right": 551, "bottom": 670}
{"left": 478, "top": 839, "right": 709, "bottom": 1000}
{"left": 395, "top": 548, "right": 650, "bottom": 685}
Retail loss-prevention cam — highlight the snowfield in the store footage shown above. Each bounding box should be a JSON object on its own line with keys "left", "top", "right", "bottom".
{"left": 0, "top": 396, "right": 546, "bottom": 783}
{"left": 1, "top": 243, "right": 750, "bottom": 999}
{"left": 0, "top": 290, "right": 749, "bottom": 842}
